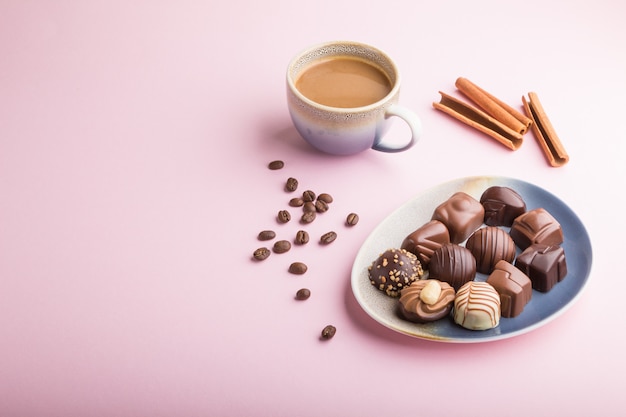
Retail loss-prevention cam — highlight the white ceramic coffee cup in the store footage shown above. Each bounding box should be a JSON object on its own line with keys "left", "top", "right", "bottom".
{"left": 286, "top": 41, "right": 422, "bottom": 155}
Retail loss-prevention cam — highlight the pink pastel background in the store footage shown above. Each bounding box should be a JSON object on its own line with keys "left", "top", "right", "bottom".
{"left": 1, "top": 1, "right": 624, "bottom": 416}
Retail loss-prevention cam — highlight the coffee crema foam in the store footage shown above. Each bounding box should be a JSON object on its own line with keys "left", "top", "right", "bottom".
{"left": 295, "top": 56, "right": 392, "bottom": 108}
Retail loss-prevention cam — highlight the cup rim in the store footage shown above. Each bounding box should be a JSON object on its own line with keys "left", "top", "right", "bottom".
{"left": 286, "top": 40, "right": 401, "bottom": 113}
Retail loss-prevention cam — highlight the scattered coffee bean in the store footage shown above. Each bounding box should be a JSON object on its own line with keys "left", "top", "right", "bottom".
{"left": 295, "top": 288, "right": 311, "bottom": 300}
{"left": 289, "top": 197, "right": 304, "bottom": 207}
{"left": 285, "top": 177, "right": 298, "bottom": 192}
{"left": 320, "top": 231, "right": 337, "bottom": 245}
{"left": 346, "top": 212, "right": 359, "bottom": 226}
{"left": 315, "top": 199, "right": 329, "bottom": 213}
{"left": 277, "top": 210, "right": 291, "bottom": 224}
{"left": 317, "top": 193, "right": 333, "bottom": 204}
{"left": 321, "top": 325, "right": 336, "bottom": 340}
{"left": 303, "top": 201, "right": 316, "bottom": 213}
{"left": 268, "top": 160, "right": 284, "bottom": 170}
{"left": 257, "top": 230, "right": 276, "bottom": 241}
{"left": 302, "top": 190, "right": 316, "bottom": 202}
{"left": 295, "top": 230, "right": 310, "bottom": 245}
{"left": 288, "top": 262, "right": 308, "bottom": 275}
{"left": 273, "top": 240, "right": 291, "bottom": 253}
{"left": 301, "top": 211, "right": 316, "bottom": 224}
{"left": 253, "top": 247, "right": 271, "bottom": 261}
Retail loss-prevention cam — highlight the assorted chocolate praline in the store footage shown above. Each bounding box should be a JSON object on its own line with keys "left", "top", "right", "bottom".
{"left": 388, "top": 186, "right": 569, "bottom": 330}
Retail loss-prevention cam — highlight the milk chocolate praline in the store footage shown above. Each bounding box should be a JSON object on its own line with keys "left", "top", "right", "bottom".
{"left": 515, "top": 244, "right": 567, "bottom": 292}
{"left": 398, "top": 280, "right": 455, "bottom": 323}
{"left": 480, "top": 186, "right": 526, "bottom": 227}
{"left": 368, "top": 248, "right": 424, "bottom": 297}
{"left": 429, "top": 243, "right": 476, "bottom": 291}
{"left": 486, "top": 260, "right": 532, "bottom": 318}
{"left": 432, "top": 192, "right": 485, "bottom": 244}
{"left": 509, "top": 208, "right": 563, "bottom": 250}
{"left": 401, "top": 220, "right": 450, "bottom": 269}
{"left": 466, "top": 226, "right": 516, "bottom": 274}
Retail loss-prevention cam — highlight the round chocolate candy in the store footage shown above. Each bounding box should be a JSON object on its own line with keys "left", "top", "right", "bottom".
{"left": 398, "top": 280, "right": 455, "bottom": 323}
{"left": 465, "top": 226, "right": 516, "bottom": 274}
{"left": 368, "top": 248, "right": 424, "bottom": 297}
{"left": 428, "top": 243, "right": 476, "bottom": 291}
{"left": 453, "top": 281, "right": 501, "bottom": 330}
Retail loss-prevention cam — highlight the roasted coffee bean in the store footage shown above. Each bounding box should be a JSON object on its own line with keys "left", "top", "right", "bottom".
{"left": 317, "top": 193, "right": 333, "bottom": 204}
{"left": 295, "top": 288, "right": 311, "bottom": 300}
{"left": 301, "top": 211, "right": 316, "bottom": 224}
{"left": 302, "top": 190, "right": 316, "bottom": 202}
{"left": 257, "top": 230, "right": 276, "bottom": 241}
{"left": 314, "top": 199, "right": 329, "bottom": 213}
{"left": 253, "top": 247, "right": 271, "bottom": 260}
{"left": 273, "top": 240, "right": 291, "bottom": 254}
{"left": 346, "top": 213, "right": 359, "bottom": 226}
{"left": 303, "top": 201, "right": 316, "bottom": 213}
{"left": 268, "top": 160, "right": 284, "bottom": 170}
{"left": 295, "top": 230, "right": 310, "bottom": 245}
{"left": 289, "top": 197, "right": 304, "bottom": 207}
{"left": 321, "top": 325, "right": 336, "bottom": 340}
{"left": 320, "top": 231, "right": 337, "bottom": 245}
{"left": 277, "top": 210, "right": 291, "bottom": 223}
{"left": 288, "top": 262, "right": 308, "bottom": 275}
{"left": 285, "top": 177, "right": 298, "bottom": 192}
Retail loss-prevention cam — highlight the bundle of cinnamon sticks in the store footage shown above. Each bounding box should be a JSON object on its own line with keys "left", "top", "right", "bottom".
{"left": 433, "top": 77, "right": 569, "bottom": 167}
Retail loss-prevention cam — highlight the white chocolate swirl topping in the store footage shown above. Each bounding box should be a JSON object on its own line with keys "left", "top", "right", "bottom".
{"left": 453, "top": 281, "right": 501, "bottom": 330}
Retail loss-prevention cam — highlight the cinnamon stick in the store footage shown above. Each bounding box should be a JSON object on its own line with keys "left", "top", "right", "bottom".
{"left": 522, "top": 92, "right": 569, "bottom": 167}
{"left": 433, "top": 91, "right": 523, "bottom": 151}
{"left": 456, "top": 77, "right": 531, "bottom": 135}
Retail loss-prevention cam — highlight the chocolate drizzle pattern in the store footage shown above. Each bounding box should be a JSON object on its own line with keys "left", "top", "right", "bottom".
{"left": 453, "top": 281, "right": 501, "bottom": 330}
{"left": 466, "top": 226, "right": 516, "bottom": 274}
{"left": 429, "top": 243, "right": 476, "bottom": 291}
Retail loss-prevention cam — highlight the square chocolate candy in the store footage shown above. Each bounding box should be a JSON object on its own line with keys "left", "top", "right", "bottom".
{"left": 432, "top": 192, "right": 484, "bottom": 244}
{"left": 514, "top": 244, "right": 567, "bottom": 292}
{"left": 401, "top": 220, "right": 450, "bottom": 268}
{"left": 487, "top": 260, "right": 532, "bottom": 318}
{"left": 509, "top": 208, "right": 563, "bottom": 250}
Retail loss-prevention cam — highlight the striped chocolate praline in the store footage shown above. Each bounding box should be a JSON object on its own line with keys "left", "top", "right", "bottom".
{"left": 429, "top": 243, "right": 476, "bottom": 291}
{"left": 465, "top": 226, "right": 516, "bottom": 274}
{"left": 453, "top": 281, "right": 501, "bottom": 330}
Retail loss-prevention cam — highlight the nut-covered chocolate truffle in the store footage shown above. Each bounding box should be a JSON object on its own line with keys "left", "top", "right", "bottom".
{"left": 480, "top": 186, "right": 527, "bottom": 227}
{"left": 466, "top": 226, "right": 516, "bottom": 274}
{"left": 401, "top": 220, "right": 450, "bottom": 269}
{"left": 453, "top": 281, "right": 501, "bottom": 330}
{"left": 432, "top": 192, "right": 485, "bottom": 244}
{"left": 515, "top": 244, "right": 567, "bottom": 292}
{"left": 486, "top": 260, "right": 532, "bottom": 318}
{"left": 509, "top": 208, "right": 563, "bottom": 250}
{"left": 368, "top": 248, "right": 424, "bottom": 297}
{"left": 429, "top": 243, "right": 477, "bottom": 291}
{"left": 398, "top": 279, "right": 455, "bottom": 323}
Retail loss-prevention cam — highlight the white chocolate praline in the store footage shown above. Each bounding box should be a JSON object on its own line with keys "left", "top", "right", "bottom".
{"left": 453, "top": 281, "right": 501, "bottom": 330}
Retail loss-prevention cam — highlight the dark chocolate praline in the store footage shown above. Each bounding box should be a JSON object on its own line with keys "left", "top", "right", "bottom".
{"left": 480, "top": 186, "right": 527, "bottom": 227}
{"left": 429, "top": 243, "right": 477, "bottom": 291}
{"left": 368, "top": 248, "right": 424, "bottom": 297}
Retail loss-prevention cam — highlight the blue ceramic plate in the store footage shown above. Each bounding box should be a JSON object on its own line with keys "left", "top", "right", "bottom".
{"left": 351, "top": 176, "right": 593, "bottom": 343}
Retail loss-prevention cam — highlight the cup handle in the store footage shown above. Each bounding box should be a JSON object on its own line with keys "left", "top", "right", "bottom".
{"left": 372, "top": 104, "right": 422, "bottom": 153}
